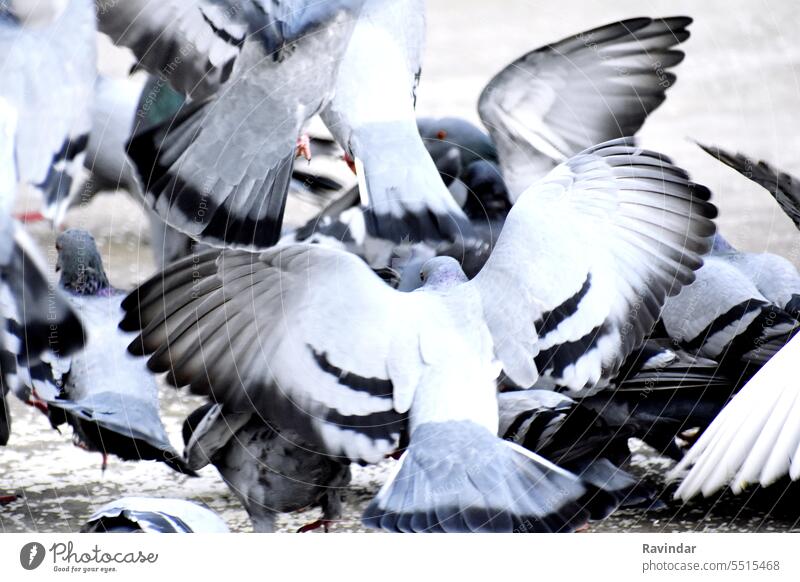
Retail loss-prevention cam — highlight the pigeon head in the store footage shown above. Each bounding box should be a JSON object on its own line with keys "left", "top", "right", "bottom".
{"left": 419, "top": 256, "right": 467, "bottom": 290}
{"left": 55, "top": 229, "right": 110, "bottom": 295}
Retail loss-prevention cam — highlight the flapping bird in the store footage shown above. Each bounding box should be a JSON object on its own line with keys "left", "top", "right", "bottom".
{"left": 12, "top": 229, "right": 192, "bottom": 474}
{"left": 97, "top": 0, "right": 381, "bottom": 250}
{"left": 121, "top": 138, "right": 716, "bottom": 532}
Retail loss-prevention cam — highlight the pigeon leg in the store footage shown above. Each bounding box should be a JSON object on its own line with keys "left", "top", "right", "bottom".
{"left": 0, "top": 494, "right": 19, "bottom": 505}
{"left": 101, "top": 453, "right": 108, "bottom": 474}
{"left": 342, "top": 152, "right": 357, "bottom": 175}
{"left": 14, "top": 210, "right": 45, "bottom": 223}
{"left": 296, "top": 133, "right": 312, "bottom": 161}
{"left": 26, "top": 388, "right": 48, "bottom": 415}
{"left": 296, "top": 518, "right": 332, "bottom": 533}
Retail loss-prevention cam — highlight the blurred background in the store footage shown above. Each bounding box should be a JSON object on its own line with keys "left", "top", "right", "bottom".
{"left": 2, "top": 0, "right": 799, "bottom": 532}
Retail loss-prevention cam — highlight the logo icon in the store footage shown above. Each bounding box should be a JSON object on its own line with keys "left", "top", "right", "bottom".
{"left": 20, "top": 542, "right": 46, "bottom": 570}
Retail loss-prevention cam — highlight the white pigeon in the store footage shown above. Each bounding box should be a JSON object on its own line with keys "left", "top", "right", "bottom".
{"left": 121, "top": 138, "right": 717, "bottom": 532}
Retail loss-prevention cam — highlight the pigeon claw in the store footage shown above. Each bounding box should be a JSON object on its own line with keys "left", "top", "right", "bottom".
{"left": 296, "top": 133, "right": 312, "bottom": 162}
{"left": 296, "top": 518, "right": 332, "bottom": 533}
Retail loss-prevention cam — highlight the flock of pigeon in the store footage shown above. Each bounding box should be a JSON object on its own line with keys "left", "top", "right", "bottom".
{"left": 1, "top": 0, "right": 799, "bottom": 534}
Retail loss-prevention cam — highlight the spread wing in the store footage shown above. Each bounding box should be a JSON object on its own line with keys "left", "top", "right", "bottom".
{"left": 672, "top": 333, "right": 800, "bottom": 499}
{"left": 478, "top": 17, "right": 691, "bottom": 198}
{"left": 96, "top": 0, "right": 365, "bottom": 100}
{"left": 121, "top": 245, "right": 434, "bottom": 463}
{"left": 698, "top": 142, "right": 800, "bottom": 231}
{"left": 470, "top": 138, "right": 717, "bottom": 391}
{"left": 121, "top": 0, "right": 365, "bottom": 249}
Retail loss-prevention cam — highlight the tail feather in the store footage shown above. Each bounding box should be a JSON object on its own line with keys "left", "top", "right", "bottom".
{"left": 362, "top": 421, "right": 613, "bottom": 532}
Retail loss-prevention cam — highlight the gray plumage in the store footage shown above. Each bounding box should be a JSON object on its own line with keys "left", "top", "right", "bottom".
{"left": 122, "top": 138, "right": 716, "bottom": 532}
{"left": 320, "top": 0, "right": 473, "bottom": 243}
{"left": 661, "top": 243, "right": 800, "bottom": 376}
{"left": 103, "top": 0, "right": 367, "bottom": 250}
{"left": 479, "top": 17, "right": 691, "bottom": 200}
{"left": 15, "top": 230, "right": 191, "bottom": 473}
{"left": 183, "top": 403, "right": 350, "bottom": 532}
{"left": 498, "top": 390, "right": 656, "bottom": 508}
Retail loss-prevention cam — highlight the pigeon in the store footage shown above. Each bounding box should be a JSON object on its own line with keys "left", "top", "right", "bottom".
{"left": 294, "top": 16, "right": 691, "bottom": 259}
{"left": 121, "top": 138, "right": 716, "bottom": 532}
{"left": 659, "top": 241, "right": 800, "bottom": 382}
{"left": 12, "top": 229, "right": 192, "bottom": 474}
{"left": 498, "top": 390, "right": 657, "bottom": 508}
{"left": 1, "top": 0, "right": 96, "bottom": 224}
{"left": 318, "top": 0, "right": 474, "bottom": 243}
{"left": 575, "top": 339, "right": 736, "bottom": 461}
{"left": 0, "top": 97, "right": 84, "bottom": 367}
{"left": 83, "top": 74, "right": 349, "bottom": 267}
{"left": 82, "top": 497, "right": 229, "bottom": 532}
{"left": 667, "top": 148, "right": 800, "bottom": 500}
{"left": 98, "top": 0, "right": 369, "bottom": 250}
{"left": 698, "top": 143, "right": 800, "bottom": 316}
{"left": 670, "top": 332, "right": 800, "bottom": 499}
{"left": 182, "top": 403, "right": 351, "bottom": 533}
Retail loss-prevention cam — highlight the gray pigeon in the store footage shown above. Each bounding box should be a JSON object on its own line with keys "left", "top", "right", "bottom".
{"left": 660, "top": 235, "right": 800, "bottom": 380}
{"left": 1, "top": 0, "right": 96, "bottom": 223}
{"left": 122, "top": 138, "right": 716, "bottom": 532}
{"left": 13, "top": 229, "right": 192, "bottom": 474}
{"left": 82, "top": 497, "right": 229, "bottom": 532}
{"left": 98, "top": 0, "right": 368, "bottom": 250}
{"left": 669, "top": 147, "right": 800, "bottom": 500}
{"left": 498, "top": 390, "right": 658, "bottom": 509}
{"left": 182, "top": 403, "right": 351, "bottom": 532}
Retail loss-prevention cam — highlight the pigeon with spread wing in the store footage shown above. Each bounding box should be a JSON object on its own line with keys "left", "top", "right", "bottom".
{"left": 121, "top": 138, "right": 716, "bottom": 532}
